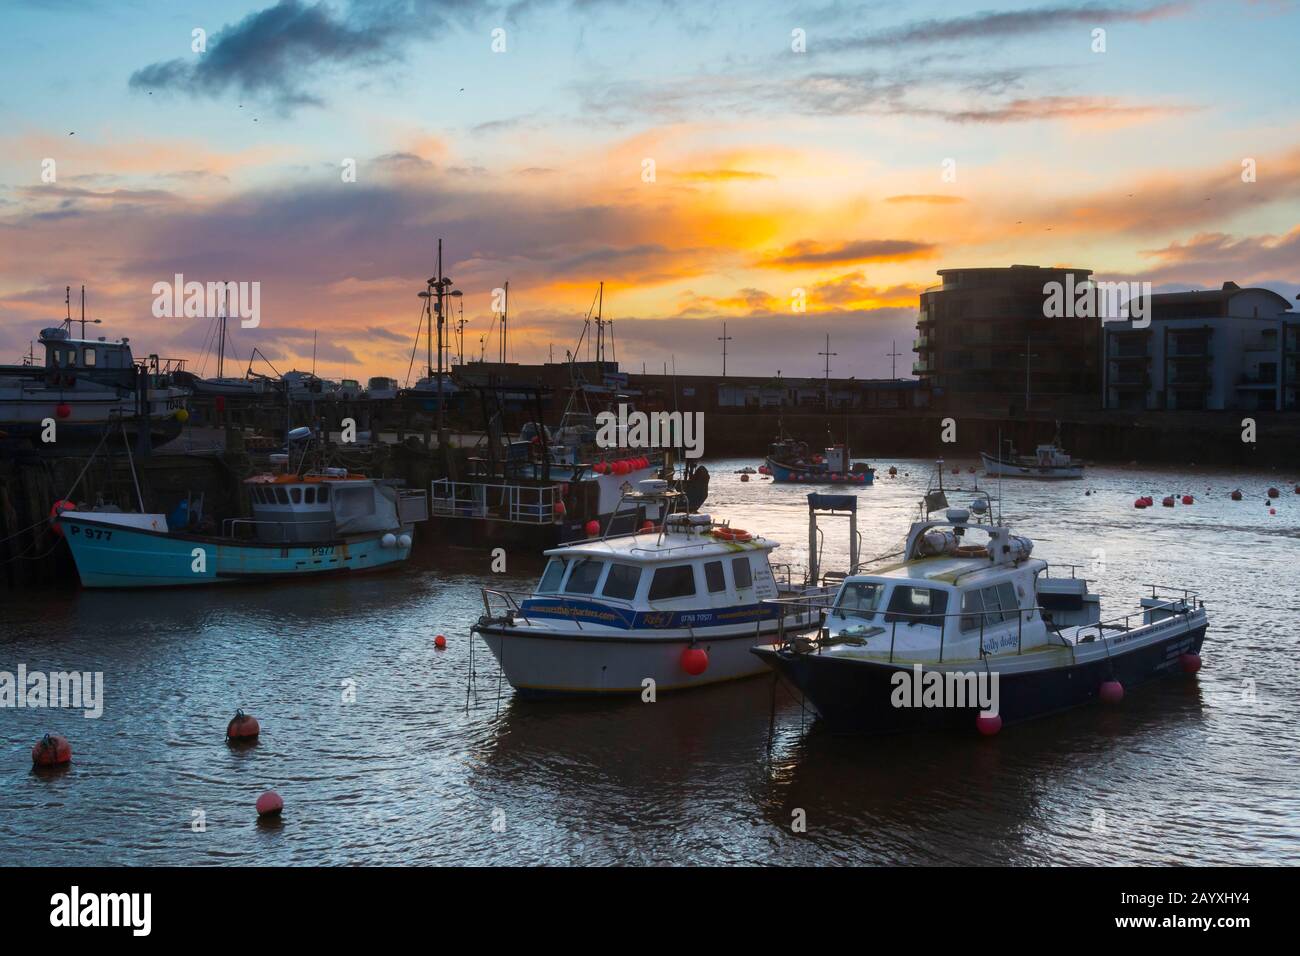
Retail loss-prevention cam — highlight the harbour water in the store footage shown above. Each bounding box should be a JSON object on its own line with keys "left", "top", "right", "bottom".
{"left": 2, "top": 459, "right": 1297, "bottom": 865}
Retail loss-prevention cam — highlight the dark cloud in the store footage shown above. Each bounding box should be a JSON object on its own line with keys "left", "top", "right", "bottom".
{"left": 761, "top": 240, "right": 938, "bottom": 268}
{"left": 823, "top": 2, "right": 1190, "bottom": 51}
{"left": 128, "top": 0, "right": 478, "bottom": 110}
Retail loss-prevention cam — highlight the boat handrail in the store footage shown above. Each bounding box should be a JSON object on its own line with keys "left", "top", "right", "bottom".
{"left": 480, "top": 587, "right": 536, "bottom": 626}
{"left": 1072, "top": 595, "right": 1202, "bottom": 645}
{"left": 480, "top": 586, "right": 642, "bottom": 613}
{"left": 430, "top": 478, "right": 557, "bottom": 525}
{"left": 1041, "top": 563, "right": 1089, "bottom": 580}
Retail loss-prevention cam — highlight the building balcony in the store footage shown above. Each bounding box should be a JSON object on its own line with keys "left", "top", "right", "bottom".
{"left": 1109, "top": 351, "right": 1150, "bottom": 362}
{"left": 913, "top": 359, "right": 931, "bottom": 375}
{"left": 912, "top": 336, "right": 929, "bottom": 351}
{"left": 1237, "top": 372, "right": 1278, "bottom": 387}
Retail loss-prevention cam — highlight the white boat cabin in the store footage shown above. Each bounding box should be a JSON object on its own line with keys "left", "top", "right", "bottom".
{"left": 820, "top": 504, "right": 1104, "bottom": 663}
{"left": 531, "top": 519, "right": 782, "bottom": 613}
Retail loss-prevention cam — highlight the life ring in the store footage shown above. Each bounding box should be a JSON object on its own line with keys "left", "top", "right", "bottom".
{"left": 953, "top": 545, "right": 987, "bottom": 557}
{"left": 712, "top": 527, "right": 752, "bottom": 542}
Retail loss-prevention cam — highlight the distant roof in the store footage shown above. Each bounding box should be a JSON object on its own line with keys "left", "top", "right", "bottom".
{"left": 1149, "top": 281, "right": 1292, "bottom": 311}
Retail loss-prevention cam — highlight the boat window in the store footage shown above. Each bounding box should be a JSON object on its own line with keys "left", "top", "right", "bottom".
{"left": 704, "top": 560, "right": 726, "bottom": 593}
{"left": 290, "top": 487, "right": 302, "bottom": 504}
{"left": 998, "top": 582, "right": 1021, "bottom": 621}
{"left": 82, "top": 347, "right": 96, "bottom": 367}
{"left": 602, "top": 564, "right": 642, "bottom": 600}
{"left": 304, "top": 487, "right": 316, "bottom": 504}
{"left": 885, "top": 586, "right": 949, "bottom": 627}
{"left": 317, "top": 484, "right": 329, "bottom": 502}
{"left": 649, "top": 564, "right": 697, "bottom": 601}
{"left": 564, "top": 558, "right": 606, "bottom": 595}
{"left": 837, "top": 581, "right": 884, "bottom": 620}
{"left": 275, "top": 487, "right": 290, "bottom": 505}
{"left": 731, "top": 557, "right": 753, "bottom": 590}
{"left": 538, "top": 558, "right": 568, "bottom": 593}
{"left": 960, "top": 589, "right": 985, "bottom": 631}
{"left": 980, "top": 586, "right": 1006, "bottom": 624}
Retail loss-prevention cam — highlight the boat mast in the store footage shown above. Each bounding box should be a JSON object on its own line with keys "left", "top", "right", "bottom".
{"left": 499, "top": 280, "right": 508, "bottom": 364}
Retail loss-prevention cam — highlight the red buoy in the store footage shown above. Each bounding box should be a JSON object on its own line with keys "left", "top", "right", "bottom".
{"left": 1099, "top": 680, "right": 1125, "bottom": 704}
{"left": 553, "top": 500, "right": 566, "bottom": 516}
{"left": 1161, "top": 496, "right": 1175, "bottom": 507}
{"left": 226, "top": 709, "right": 260, "bottom": 741}
{"left": 680, "top": 647, "right": 709, "bottom": 676}
{"left": 48, "top": 499, "right": 76, "bottom": 536}
{"left": 256, "top": 790, "right": 284, "bottom": 817}
{"left": 31, "top": 733, "right": 71, "bottom": 768}
{"left": 639, "top": 521, "right": 654, "bottom": 533}
{"left": 976, "top": 713, "right": 1002, "bottom": 736}
{"left": 434, "top": 634, "right": 447, "bottom": 649}
{"left": 1181, "top": 495, "right": 1193, "bottom": 505}
{"left": 1180, "top": 653, "right": 1202, "bottom": 674}
{"left": 1133, "top": 498, "right": 1146, "bottom": 509}
{"left": 1230, "top": 489, "right": 1243, "bottom": 501}
{"left": 584, "top": 519, "right": 600, "bottom": 537}
{"left": 1267, "top": 487, "right": 1280, "bottom": 498}
{"left": 55, "top": 403, "right": 72, "bottom": 420}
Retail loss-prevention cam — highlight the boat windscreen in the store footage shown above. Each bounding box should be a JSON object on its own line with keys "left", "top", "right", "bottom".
{"left": 837, "top": 581, "right": 885, "bottom": 620}
{"left": 538, "top": 558, "right": 568, "bottom": 593}
{"left": 564, "top": 558, "right": 605, "bottom": 595}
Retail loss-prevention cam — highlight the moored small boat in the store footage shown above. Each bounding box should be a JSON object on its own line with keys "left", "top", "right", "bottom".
{"left": 472, "top": 482, "right": 830, "bottom": 696}
{"left": 753, "top": 472, "right": 1207, "bottom": 733}
{"left": 59, "top": 469, "right": 428, "bottom": 588}
{"left": 981, "top": 425, "right": 1083, "bottom": 479}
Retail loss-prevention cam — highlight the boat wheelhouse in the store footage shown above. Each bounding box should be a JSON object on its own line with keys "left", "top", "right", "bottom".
{"left": 472, "top": 484, "right": 828, "bottom": 695}
{"left": 754, "top": 478, "right": 1207, "bottom": 733}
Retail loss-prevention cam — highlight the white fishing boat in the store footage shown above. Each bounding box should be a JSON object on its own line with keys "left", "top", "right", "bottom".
{"left": 472, "top": 482, "right": 831, "bottom": 696}
{"left": 981, "top": 426, "right": 1083, "bottom": 479}
{"left": 754, "top": 472, "right": 1208, "bottom": 734}
{"left": 366, "top": 376, "right": 399, "bottom": 400}
{"left": 0, "top": 326, "right": 189, "bottom": 448}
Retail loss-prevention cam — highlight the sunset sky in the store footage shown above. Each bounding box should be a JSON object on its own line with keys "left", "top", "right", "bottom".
{"left": 2, "top": 0, "right": 1298, "bottom": 381}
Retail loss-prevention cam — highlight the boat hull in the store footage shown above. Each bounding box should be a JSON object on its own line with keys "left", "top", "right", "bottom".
{"left": 476, "top": 614, "right": 818, "bottom": 697}
{"left": 980, "top": 452, "right": 1083, "bottom": 479}
{"left": 59, "top": 515, "right": 413, "bottom": 588}
{"left": 753, "top": 621, "right": 1206, "bottom": 734}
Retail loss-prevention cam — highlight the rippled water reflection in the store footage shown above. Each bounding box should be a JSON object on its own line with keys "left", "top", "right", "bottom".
{"left": 2, "top": 459, "right": 1297, "bottom": 865}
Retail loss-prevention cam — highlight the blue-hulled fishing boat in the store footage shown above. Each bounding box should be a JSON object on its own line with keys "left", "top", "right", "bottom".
{"left": 58, "top": 470, "right": 428, "bottom": 588}
{"left": 765, "top": 440, "right": 874, "bottom": 485}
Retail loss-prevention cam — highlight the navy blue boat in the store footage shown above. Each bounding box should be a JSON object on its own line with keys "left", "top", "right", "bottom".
{"left": 753, "top": 480, "right": 1208, "bottom": 734}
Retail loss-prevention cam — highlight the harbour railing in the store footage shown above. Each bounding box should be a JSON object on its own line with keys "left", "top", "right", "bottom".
{"left": 431, "top": 479, "right": 557, "bottom": 524}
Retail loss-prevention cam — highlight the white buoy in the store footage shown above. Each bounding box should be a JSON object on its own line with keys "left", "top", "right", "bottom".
{"left": 381, "top": 533, "right": 397, "bottom": 549}
{"left": 397, "top": 534, "right": 412, "bottom": 549}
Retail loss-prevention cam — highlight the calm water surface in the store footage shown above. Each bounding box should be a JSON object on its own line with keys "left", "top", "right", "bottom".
{"left": 2, "top": 458, "right": 1298, "bottom": 865}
